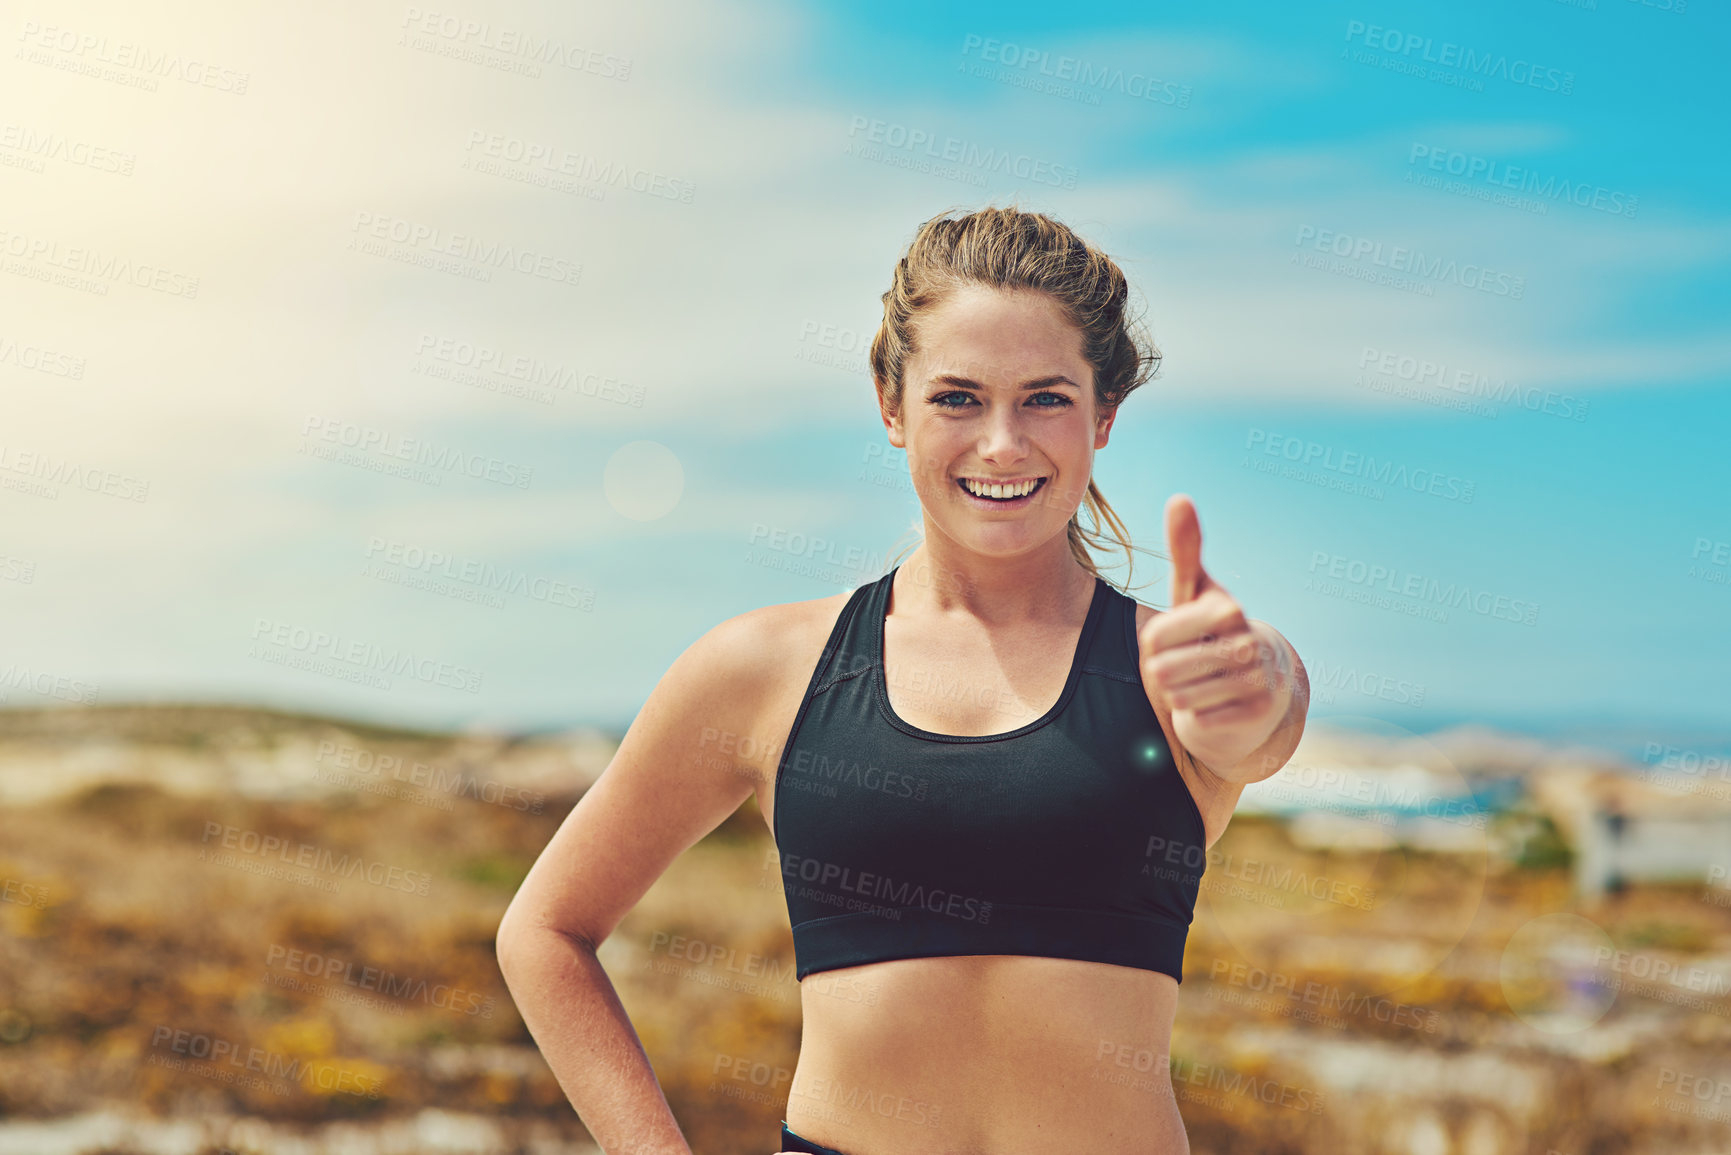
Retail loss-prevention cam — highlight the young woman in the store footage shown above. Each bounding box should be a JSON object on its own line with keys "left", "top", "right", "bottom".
{"left": 497, "top": 206, "right": 1309, "bottom": 1155}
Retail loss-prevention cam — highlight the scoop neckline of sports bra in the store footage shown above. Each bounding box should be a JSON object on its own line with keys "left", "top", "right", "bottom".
{"left": 872, "top": 564, "right": 1107, "bottom": 743}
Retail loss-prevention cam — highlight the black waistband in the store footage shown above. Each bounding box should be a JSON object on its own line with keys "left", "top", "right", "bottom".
{"left": 781, "top": 1121, "right": 852, "bottom": 1155}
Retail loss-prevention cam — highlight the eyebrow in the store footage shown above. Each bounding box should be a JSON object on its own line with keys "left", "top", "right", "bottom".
{"left": 927, "top": 374, "right": 1081, "bottom": 391}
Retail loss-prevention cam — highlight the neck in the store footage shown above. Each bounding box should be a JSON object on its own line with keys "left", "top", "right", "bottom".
{"left": 892, "top": 535, "right": 1096, "bottom": 624}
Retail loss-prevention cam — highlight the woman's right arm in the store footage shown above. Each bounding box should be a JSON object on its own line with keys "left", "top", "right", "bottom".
{"left": 495, "top": 608, "right": 781, "bottom": 1155}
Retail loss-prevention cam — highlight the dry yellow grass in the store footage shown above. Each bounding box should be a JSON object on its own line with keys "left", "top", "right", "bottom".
{"left": 2, "top": 707, "right": 1729, "bottom": 1154}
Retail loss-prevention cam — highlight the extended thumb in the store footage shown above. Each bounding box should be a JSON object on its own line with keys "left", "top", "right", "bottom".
{"left": 1165, "top": 494, "right": 1206, "bottom": 605}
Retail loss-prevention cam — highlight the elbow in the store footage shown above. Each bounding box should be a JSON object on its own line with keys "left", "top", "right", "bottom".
{"left": 494, "top": 909, "right": 528, "bottom": 981}
{"left": 494, "top": 901, "right": 546, "bottom": 979}
{"left": 495, "top": 905, "right": 598, "bottom": 981}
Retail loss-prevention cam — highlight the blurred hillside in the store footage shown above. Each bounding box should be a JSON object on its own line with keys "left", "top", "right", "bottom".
{"left": 0, "top": 705, "right": 621, "bottom": 806}
{"left": 0, "top": 704, "right": 1727, "bottom": 1154}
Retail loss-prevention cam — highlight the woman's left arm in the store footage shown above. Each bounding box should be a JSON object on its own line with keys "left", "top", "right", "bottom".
{"left": 1200, "top": 618, "right": 1309, "bottom": 783}
{"left": 1139, "top": 497, "right": 1310, "bottom": 786}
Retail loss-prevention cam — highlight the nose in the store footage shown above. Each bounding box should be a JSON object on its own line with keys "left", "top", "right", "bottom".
{"left": 977, "top": 402, "right": 1030, "bottom": 465}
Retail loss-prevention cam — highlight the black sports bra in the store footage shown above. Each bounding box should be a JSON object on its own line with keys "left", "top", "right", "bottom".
{"left": 771, "top": 565, "right": 1209, "bottom": 983}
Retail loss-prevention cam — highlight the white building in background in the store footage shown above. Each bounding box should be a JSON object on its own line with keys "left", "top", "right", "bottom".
{"left": 1528, "top": 765, "right": 1731, "bottom": 904}
{"left": 1234, "top": 760, "right": 1492, "bottom": 853}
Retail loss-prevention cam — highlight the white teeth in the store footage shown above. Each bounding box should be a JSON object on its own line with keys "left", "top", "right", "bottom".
{"left": 962, "top": 477, "right": 1040, "bottom": 499}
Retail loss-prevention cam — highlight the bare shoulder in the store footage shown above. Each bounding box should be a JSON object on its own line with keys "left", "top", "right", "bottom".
{"left": 495, "top": 587, "right": 855, "bottom": 957}
{"left": 650, "top": 588, "right": 857, "bottom": 842}
{"left": 718, "top": 589, "right": 856, "bottom": 831}
{"left": 694, "top": 588, "right": 856, "bottom": 724}
{"left": 1129, "top": 599, "right": 1243, "bottom": 849}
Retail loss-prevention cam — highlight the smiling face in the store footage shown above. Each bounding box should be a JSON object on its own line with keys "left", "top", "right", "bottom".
{"left": 883, "top": 283, "right": 1116, "bottom": 560}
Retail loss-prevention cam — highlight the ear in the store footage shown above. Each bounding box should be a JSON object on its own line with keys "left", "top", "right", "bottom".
{"left": 879, "top": 383, "right": 906, "bottom": 449}
{"left": 1094, "top": 399, "right": 1118, "bottom": 450}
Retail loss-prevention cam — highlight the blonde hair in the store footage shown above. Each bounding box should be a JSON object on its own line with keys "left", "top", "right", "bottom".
{"left": 869, "top": 204, "right": 1165, "bottom": 596}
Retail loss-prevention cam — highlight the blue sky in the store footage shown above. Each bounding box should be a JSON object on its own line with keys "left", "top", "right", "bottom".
{"left": 2, "top": 0, "right": 1726, "bottom": 761}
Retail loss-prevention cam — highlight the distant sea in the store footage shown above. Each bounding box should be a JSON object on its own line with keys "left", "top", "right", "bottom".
{"left": 1340, "top": 708, "right": 1731, "bottom": 769}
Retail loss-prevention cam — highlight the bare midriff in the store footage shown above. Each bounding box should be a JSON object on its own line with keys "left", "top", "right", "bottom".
{"left": 785, "top": 953, "right": 1190, "bottom": 1155}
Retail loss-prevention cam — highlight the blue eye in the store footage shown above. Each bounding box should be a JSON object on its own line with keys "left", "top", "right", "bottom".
{"left": 930, "top": 392, "right": 1074, "bottom": 408}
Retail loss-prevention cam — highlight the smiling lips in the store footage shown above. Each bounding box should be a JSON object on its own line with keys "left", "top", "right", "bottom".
{"left": 957, "top": 476, "right": 1047, "bottom": 501}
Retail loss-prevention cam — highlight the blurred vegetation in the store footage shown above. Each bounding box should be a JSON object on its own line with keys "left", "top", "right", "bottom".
{"left": 1, "top": 707, "right": 1728, "bottom": 1154}
{"left": 1507, "top": 810, "right": 1574, "bottom": 870}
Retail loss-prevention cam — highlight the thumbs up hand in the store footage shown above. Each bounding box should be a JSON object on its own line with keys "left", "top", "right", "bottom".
{"left": 1138, "top": 495, "right": 1294, "bottom": 781}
